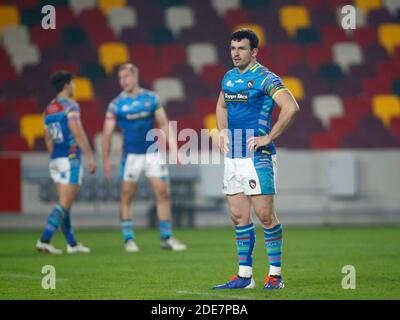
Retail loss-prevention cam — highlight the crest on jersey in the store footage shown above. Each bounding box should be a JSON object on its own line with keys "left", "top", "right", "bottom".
{"left": 249, "top": 179, "right": 257, "bottom": 189}
{"left": 247, "top": 80, "right": 254, "bottom": 88}
{"left": 145, "top": 101, "right": 151, "bottom": 108}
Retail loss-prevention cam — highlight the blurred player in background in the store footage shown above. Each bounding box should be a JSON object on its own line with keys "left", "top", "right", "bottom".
{"left": 214, "top": 29, "right": 299, "bottom": 290}
{"left": 102, "top": 63, "right": 187, "bottom": 252}
{"left": 36, "top": 71, "right": 96, "bottom": 254}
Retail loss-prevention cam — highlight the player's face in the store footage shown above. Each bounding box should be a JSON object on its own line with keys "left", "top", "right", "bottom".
{"left": 230, "top": 39, "right": 257, "bottom": 69}
{"left": 119, "top": 69, "right": 138, "bottom": 92}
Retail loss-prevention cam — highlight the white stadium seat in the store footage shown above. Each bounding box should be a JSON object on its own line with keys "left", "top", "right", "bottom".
{"left": 3, "top": 26, "right": 30, "bottom": 53}
{"left": 108, "top": 7, "right": 138, "bottom": 36}
{"left": 333, "top": 42, "right": 364, "bottom": 72}
{"left": 165, "top": 6, "right": 195, "bottom": 37}
{"left": 312, "top": 95, "right": 344, "bottom": 128}
{"left": 383, "top": 0, "right": 400, "bottom": 15}
{"left": 153, "top": 78, "right": 184, "bottom": 104}
{"left": 187, "top": 43, "right": 218, "bottom": 73}
{"left": 69, "top": 0, "right": 96, "bottom": 15}
{"left": 211, "top": 0, "right": 240, "bottom": 16}
{"left": 9, "top": 44, "right": 40, "bottom": 73}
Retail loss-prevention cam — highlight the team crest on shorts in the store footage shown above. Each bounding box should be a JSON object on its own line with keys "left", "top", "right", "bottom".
{"left": 247, "top": 80, "right": 254, "bottom": 88}
{"left": 249, "top": 179, "right": 257, "bottom": 189}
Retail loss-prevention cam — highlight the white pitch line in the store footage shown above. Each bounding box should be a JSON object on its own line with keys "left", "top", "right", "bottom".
{"left": 174, "top": 290, "right": 253, "bottom": 300}
{"left": 0, "top": 273, "right": 69, "bottom": 282}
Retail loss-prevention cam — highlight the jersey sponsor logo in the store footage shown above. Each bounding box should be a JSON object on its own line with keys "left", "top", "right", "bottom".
{"left": 122, "top": 104, "right": 131, "bottom": 111}
{"left": 249, "top": 179, "right": 257, "bottom": 189}
{"left": 235, "top": 79, "right": 244, "bottom": 83}
{"left": 224, "top": 92, "right": 249, "bottom": 102}
{"left": 125, "top": 111, "right": 152, "bottom": 120}
{"left": 226, "top": 80, "right": 235, "bottom": 87}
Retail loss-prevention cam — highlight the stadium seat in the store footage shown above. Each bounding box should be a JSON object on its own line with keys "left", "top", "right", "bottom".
{"left": 20, "top": 114, "right": 44, "bottom": 149}
{"left": 383, "top": 0, "right": 400, "bottom": 15}
{"left": 295, "top": 27, "right": 321, "bottom": 45}
{"left": 3, "top": 26, "right": 30, "bottom": 53}
{"left": 31, "top": 25, "right": 60, "bottom": 50}
{"left": 194, "top": 97, "right": 216, "bottom": 118}
{"left": 150, "top": 26, "right": 175, "bottom": 45}
{"left": 368, "top": 8, "right": 394, "bottom": 26}
{"left": 224, "top": 8, "right": 251, "bottom": 30}
{"left": 11, "top": 98, "right": 39, "bottom": 122}
{"left": 390, "top": 117, "right": 400, "bottom": 139}
{"left": 73, "top": 77, "right": 94, "bottom": 101}
{"left": 329, "top": 116, "right": 358, "bottom": 138}
{"left": 99, "top": 43, "right": 130, "bottom": 74}
{"left": 187, "top": 43, "right": 218, "bottom": 73}
{"left": 332, "top": 42, "right": 364, "bottom": 72}
{"left": 153, "top": 78, "right": 185, "bottom": 104}
{"left": 0, "top": 5, "right": 20, "bottom": 34}
{"left": 312, "top": 95, "right": 344, "bottom": 127}
{"left": 378, "top": 23, "right": 400, "bottom": 54}
{"left": 98, "top": 0, "right": 126, "bottom": 15}
{"left": 372, "top": 94, "right": 400, "bottom": 127}
{"left": 305, "top": 44, "right": 332, "bottom": 71}
{"left": 352, "top": 27, "right": 378, "bottom": 48}
{"left": 159, "top": 44, "right": 187, "bottom": 71}
{"left": 233, "top": 23, "right": 266, "bottom": 46}
{"left": 165, "top": 6, "right": 196, "bottom": 37}
{"left": 275, "top": 43, "right": 304, "bottom": 67}
{"left": 310, "top": 132, "right": 340, "bottom": 149}
{"left": 51, "top": 62, "right": 79, "bottom": 75}
{"left": 80, "top": 63, "right": 108, "bottom": 82}
{"left": 279, "top": 5, "right": 311, "bottom": 37}
{"left": 108, "top": 7, "right": 137, "bottom": 36}
{"left": 354, "top": 0, "right": 382, "bottom": 14}
{"left": 201, "top": 64, "right": 226, "bottom": 88}
{"left": 343, "top": 96, "right": 372, "bottom": 120}
{"left": 69, "top": 0, "right": 96, "bottom": 15}
{"left": 321, "top": 25, "right": 349, "bottom": 46}
{"left": 281, "top": 77, "right": 305, "bottom": 101}
{"left": 61, "top": 26, "right": 89, "bottom": 47}
{"left": 1, "top": 134, "right": 30, "bottom": 152}
{"left": 211, "top": 0, "right": 240, "bottom": 16}
{"left": 0, "top": 101, "right": 9, "bottom": 120}
{"left": 8, "top": 44, "right": 40, "bottom": 73}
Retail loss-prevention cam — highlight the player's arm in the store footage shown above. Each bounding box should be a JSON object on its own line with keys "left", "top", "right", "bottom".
{"left": 216, "top": 91, "right": 229, "bottom": 154}
{"left": 154, "top": 107, "right": 180, "bottom": 165}
{"left": 247, "top": 90, "right": 300, "bottom": 151}
{"left": 43, "top": 126, "right": 53, "bottom": 154}
{"left": 102, "top": 112, "right": 117, "bottom": 181}
{"left": 68, "top": 114, "right": 96, "bottom": 174}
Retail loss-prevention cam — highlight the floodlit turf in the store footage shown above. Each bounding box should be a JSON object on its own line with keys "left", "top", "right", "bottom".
{"left": 0, "top": 226, "right": 400, "bottom": 300}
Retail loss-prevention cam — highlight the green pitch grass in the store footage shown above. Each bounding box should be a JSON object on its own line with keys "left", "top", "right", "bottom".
{"left": 0, "top": 226, "right": 400, "bottom": 300}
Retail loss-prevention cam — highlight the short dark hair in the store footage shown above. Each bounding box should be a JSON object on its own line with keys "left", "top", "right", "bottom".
{"left": 231, "top": 29, "right": 259, "bottom": 49}
{"left": 118, "top": 63, "right": 139, "bottom": 75}
{"left": 51, "top": 71, "right": 73, "bottom": 93}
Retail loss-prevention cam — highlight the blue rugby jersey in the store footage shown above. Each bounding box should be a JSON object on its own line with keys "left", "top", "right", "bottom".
{"left": 221, "top": 62, "right": 288, "bottom": 158}
{"left": 44, "top": 97, "right": 81, "bottom": 159}
{"left": 106, "top": 89, "right": 161, "bottom": 155}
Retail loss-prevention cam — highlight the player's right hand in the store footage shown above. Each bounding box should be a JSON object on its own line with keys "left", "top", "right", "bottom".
{"left": 218, "top": 129, "right": 229, "bottom": 154}
{"left": 103, "top": 159, "right": 113, "bottom": 181}
{"left": 88, "top": 157, "right": 96, "bottom": 175}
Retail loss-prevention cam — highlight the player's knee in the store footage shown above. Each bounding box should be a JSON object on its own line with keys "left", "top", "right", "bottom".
{"left": 259, "top": 214, "right": 278, "bottom": 229}
{"left": 155, "top": 186, "right": 170, "bottom": 203}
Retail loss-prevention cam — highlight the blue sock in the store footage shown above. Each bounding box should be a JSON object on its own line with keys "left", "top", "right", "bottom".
{"left": 264, "top": 224, "right": 283, "bottom": 271}
{"left": 59, "top": 206, "right": 77, "bottom": 246}
{"left": 41, "top": 205, "right": 63, "bottom": 243}
{"left": 236, "top": 223, "right": 256, "bottom": 268}
{"left": 159, "top": 220, "right": 172, "bottom": 240}
{"left": 120, "top": 219, "right": 134, "bottom": 242}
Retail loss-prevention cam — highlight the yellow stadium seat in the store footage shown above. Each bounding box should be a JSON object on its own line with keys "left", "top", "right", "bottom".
{"left": 279, "top": 5, "right": 311, "bottom": 37}
{"left": 73, "top": 77, "right": 94, "bottom": 101}
{"left": 0, "top": 5, "right": 20, "bottom": 34}
{"left": 372, "top": 94, "right": 400, "bottom": 127}
{"left": 203, "top": 113, "right": 219, "bottom": 143}
{"left": 281, "top": 77, "right": 305, "bottom": 100}
{"left": 20, "top": 114, "right": 44, "bottom": 149}
{"left": 378, "top": 23, "right": 400, "bottom": 55}
{"left": 98, "top": 0, "right": 126, "bottom": 15}
{"left": 233, "top": 24, "right": 266, "bottom": 47}
{"left": 354, "top": 0, "right": 381, "bottom": 14}
{"left": 99, "top": 42, "right": 130, "bottom": 74}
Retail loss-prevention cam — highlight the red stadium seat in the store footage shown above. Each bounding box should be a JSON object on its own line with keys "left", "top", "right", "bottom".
{"left": 310, "top": 132, "right": 340, "bottom": 149}
{"left": 12, "top": 0, "right": 39, "bottom": 9}
{"left": 305, "top": 43, "right": 332, "bottom": 71}
{"left": 362, "top": 78, "right": 392, "bottom": 98}
{"left": 352, "top": 27, "right": 378, "bottom": 48}
{"left": 376, "top": 61, "right": 400, "bottom": 84}
{"left": 194, "top": 97, "right": 216, "bottom": 118}
{"left": 321, "top": 25, "right": 349, "bottom": 46}
{"left": 343, "top": 96, "right": 372, "bottom": 120}
{"left": 326, "top": 0, "right": 350, "bottom": 10}
{"left": 201, "top": 64, "right": 226, "bottom": 88}
{"left": 31, "top": 25, "right": 60, "bottom": 50}
{"left": 50, "top": 63, "right": 79, "bottom": 75}
{"left": 390, "top": 117, "right": 400, "bottom": 139}
{"left": 257, "top": 46, "right": 274, "bottom": 66}
{"left": 0, "top": 100, "right": 9, "bottom": 119}
{"left": 298, "top": 0, "right": 324, "bottom": 10}
{"left": 274, "top": 43, "right": 305, "bottom": 67}
{"left": 1, "top": 134, "right": 30, "bottom": 152}
{"left": 329, "top": 116, "right": 358, "bottom": 138}
{"left": 56, "top": 7, "right": 79, "bottom": 29}
{"left": 11, "top": 98, "right": 39, "bottom": 122}
{"left": 224, "top": 8, "right": 251, "bottom": 30}
{"left": 159, "top": 44, "right": 187, "bottom": 72}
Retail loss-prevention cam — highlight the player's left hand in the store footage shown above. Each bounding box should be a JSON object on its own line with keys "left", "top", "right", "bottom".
{"left": 247, "top": 135, "right": 272, "bottom": 151}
